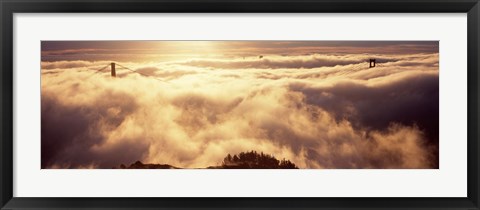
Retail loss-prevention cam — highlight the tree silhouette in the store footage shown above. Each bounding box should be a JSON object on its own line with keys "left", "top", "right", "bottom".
{"left": 221, "top": 150, "right": 298, "bottom": 169}
{"left": 116, "top": 150, "right": 299, "bottom": 169}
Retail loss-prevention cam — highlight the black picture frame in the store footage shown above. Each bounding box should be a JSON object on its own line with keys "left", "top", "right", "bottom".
{"left": 1, "top": 0, "right": 479, "bottom": 209}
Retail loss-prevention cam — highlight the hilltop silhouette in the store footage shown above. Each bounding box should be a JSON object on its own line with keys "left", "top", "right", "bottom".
{"left": 117, "top": 161, "right": 179, "bottom": 169}
{"left": 116, "top": 150, "right": 298, "bottom": 169}
{"left": 214, "top": 150, "right": 298, "bottom": 169}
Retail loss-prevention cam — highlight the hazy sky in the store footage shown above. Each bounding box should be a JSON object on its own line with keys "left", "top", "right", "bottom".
{"left": 41, "top": 41, "right": 439, "bottom": 169}
{"left": 41, "top": 41, "right": 439, "bottom": 62}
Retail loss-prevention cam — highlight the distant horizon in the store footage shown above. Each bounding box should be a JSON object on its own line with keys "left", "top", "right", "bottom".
{"left": 41, "top": 41, "right": 439, "bottom": 62}
{"left": 41, "top": 41, "right": 439, "bottom": 169}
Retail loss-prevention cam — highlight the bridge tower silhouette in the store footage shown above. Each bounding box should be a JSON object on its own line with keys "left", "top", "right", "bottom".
{"left": 87, "top": 62, "right": 170, "bottom": 84}
{"left": 110, "top": 62, "right": 116, "bottom": 77}
{"left": 369, "top": 59, "right": 376, "bottom": 68}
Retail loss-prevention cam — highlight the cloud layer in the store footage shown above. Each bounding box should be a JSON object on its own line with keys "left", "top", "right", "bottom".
{"left": 41, "top": 49, "right": 439, "bottom": 169}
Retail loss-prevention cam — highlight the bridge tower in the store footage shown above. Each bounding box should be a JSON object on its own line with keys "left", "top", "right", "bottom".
{"left": 369, "top": 59, "right": 376, "bottom": 68}
{"left": 110, "top": 62, "right": 116, "bottom": 77}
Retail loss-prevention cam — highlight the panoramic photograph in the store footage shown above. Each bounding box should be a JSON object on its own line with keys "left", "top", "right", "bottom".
{"left": 41, "top": 41, "right": 439, "bottom": 169}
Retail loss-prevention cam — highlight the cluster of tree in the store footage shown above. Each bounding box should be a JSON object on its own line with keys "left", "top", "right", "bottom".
{"left": 116, "top": 151, "right": 298, "bottom": 169}
{"left": 219, "top": 150, "right": 298, "bottom": 169}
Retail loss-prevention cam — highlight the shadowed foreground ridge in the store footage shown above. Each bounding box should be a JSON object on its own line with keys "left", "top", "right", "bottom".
{"left": 116, "top": 151, "right": 299, "bottom": 169}
{"left": 117, "top": 161, "right": 179, "bottom": 169}
{"left": 215, "top": 150, "right": 298, "bottom": 169}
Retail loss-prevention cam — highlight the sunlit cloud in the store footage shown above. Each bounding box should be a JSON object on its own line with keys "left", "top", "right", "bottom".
{"left": 41, "top": 41, "right": 439, "bottom": 169}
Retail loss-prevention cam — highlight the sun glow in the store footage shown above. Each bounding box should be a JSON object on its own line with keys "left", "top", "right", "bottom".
{"left": 41, "top": 41, "right": 440, "bottom": 169}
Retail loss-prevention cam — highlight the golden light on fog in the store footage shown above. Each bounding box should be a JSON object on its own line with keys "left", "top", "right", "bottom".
{"left": 40, "top": 41, "right": 440, "bottom": 169}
